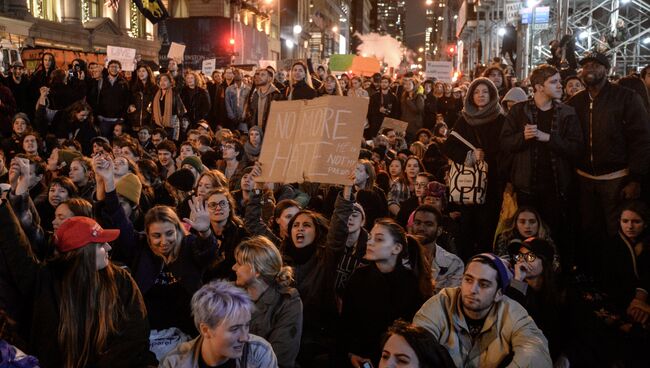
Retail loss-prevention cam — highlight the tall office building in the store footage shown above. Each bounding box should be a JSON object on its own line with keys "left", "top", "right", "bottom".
{"left": 371, "top": 0, "right": 406, "bottom": 41}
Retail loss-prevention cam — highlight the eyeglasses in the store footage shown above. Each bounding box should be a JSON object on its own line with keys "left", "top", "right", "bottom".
{"left": 207, "top": 200, "right": 229, "bottom": 210}
{"left": 513, "top": 252, "right": 537, "bottom": 263}
{"left": 221, "top": 145, "right": 235, "bottom": 151}
{"left": 415, "top": 182, "right": 429, "bottom": 188}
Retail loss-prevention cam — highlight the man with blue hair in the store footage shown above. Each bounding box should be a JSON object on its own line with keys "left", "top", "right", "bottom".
{"left": 160, "top": 281, "right": 278, "bottom": 367}
{"left": 413, "top": 253, "right": 552, "bottom": 367}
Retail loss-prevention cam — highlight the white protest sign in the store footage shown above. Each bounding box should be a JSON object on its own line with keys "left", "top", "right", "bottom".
{"left": 167, "top": 42, "right": 186, "bottom": 63}
{"left": 107, "top": 45, "right": 136, "bottom": 71}
{"left": 425, "top": 61, "right": 454, "bottom": 83}
{"left": 259, "top": 60, "right": 277, "bottom": 70}
{"left": 202, "top": 59, "right": 216, "bottom": 76}
{"left": 256, "top": 96, "right": 369, "bottom": 186}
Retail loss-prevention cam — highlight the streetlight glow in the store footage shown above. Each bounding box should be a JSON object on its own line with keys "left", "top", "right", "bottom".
{"left": 579, "top": 30, "right": 590, "bottom": 40}
{"left": 498, "top": 27, "right": 506, "bottom": 36}
{"left": 293, "top": 25, "right": 302, "bottom": 34}
{"left": 426, "top": 0, "right": 433, "bottom": 5}
{"left": 418, "top": 47, "right": 424, "bottom": 53}
{"left": 332, "top": 26, "right": 338, "bottom": 33}
{"left": 643, "top": 37, "right": 650, "bottom": 44}
{"left": 285, "top": 39, "right": 294, "bottom": 49}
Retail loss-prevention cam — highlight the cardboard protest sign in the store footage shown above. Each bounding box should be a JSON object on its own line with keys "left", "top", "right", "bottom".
{"left": 167, "top": 42, "right": 186, "bottom": 63}
{"left": 202, "top": 59, "right": 216, "bottom": 76}
{"left": 380, "top": 117, "right": 409, "bottom": 136}
{"left": 107, "top": 45, "right": 136, "bottom": 71}
{"left": 256, "top": 96, "right": 369, "bottom": 185}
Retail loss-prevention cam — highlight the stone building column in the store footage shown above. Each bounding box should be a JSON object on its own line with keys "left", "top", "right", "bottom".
{"left": 62, "top": 0, "right": 82, "bottom": 24}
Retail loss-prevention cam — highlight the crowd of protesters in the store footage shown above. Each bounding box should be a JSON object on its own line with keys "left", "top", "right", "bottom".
{"left": 0, "top": 50, "right": 649, "bottom": 368}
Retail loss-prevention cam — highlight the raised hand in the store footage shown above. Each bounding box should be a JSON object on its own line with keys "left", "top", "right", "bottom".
{"left": 184, "top": 196, "right": 211, "bottom": 235}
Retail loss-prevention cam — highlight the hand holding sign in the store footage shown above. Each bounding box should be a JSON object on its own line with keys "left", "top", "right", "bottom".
{"left": 255, "top": 96, "right": 369, "bottom": 186}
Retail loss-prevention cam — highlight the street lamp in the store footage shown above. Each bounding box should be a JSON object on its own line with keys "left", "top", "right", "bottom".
{"left": 498, "top": 27, "right": 506, "bottom": 36}
{"left": 285, "top": 39, "right": 294, "bottom": 49}
{"left": 332, "top": 26, "right": 338, "bottom": 33}
{"left": 418, "top": 47, "right": 424, "bottom": 53}
{"left": 293, "top": 25, "right": 302, "bottom": 34}
{"left": 425, "top": 0, "right": 433, "bottom": 5}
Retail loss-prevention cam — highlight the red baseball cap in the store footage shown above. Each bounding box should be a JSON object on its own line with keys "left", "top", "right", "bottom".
{"left": 54, "top": 217, "right": 120, "bottom": 253}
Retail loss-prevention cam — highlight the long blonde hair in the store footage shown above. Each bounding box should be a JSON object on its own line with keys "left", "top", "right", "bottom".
{"left": 145, "top": 205, "right": 186, "bottom": 263}
{"left": 235, "top": 236, "right": 294, "bottom": 288}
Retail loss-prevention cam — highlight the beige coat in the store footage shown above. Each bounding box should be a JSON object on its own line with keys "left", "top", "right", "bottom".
{"left": 413, "top": 287, "right": 552, "bottom": 368}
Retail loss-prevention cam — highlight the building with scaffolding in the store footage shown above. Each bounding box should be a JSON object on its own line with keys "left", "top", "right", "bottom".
{"left": 453, "top": 0, "right": 650, "bottom": 78}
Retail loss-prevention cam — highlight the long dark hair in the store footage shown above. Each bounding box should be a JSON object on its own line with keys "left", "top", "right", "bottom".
{"left": 374, "top": 218, "right": 434, "bottom": 299}
{"left": 131, "top": 64, "right": 157, "bottom": 93}
{"left": 67, "top": 100, "right": 94, "bottom": 126}
{"left": 52, "top": 245, "right": 132, "bottom": 368}
{"left": 282, "top": 210, "right": 330, "bottom": 253}
{"left": 270, "top": 199, "right": 301, "bottom": 237}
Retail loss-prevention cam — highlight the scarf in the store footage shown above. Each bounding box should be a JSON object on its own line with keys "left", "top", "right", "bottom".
{"left": 153, "top": 89, "right": 173, "bottom": 128}
{"left": 244, "top": 141, "right": 261, "bottom": 158}
{"left": 285, "top": 242, "right": 318, "bottom": 265}
{"left": 461, "top": 77, "right": 504, "bottom": 126}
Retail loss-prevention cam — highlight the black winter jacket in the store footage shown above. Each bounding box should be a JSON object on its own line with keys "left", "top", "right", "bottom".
{"left": 95, "top": 76, "right": 131, "bottom": 119}
{"left": 286, "top": 80, "right": 317, "bottom": 100}
{"left": 566, "top": 82, "right": 650, "bottom": 181}
{"left": 500, "top": 100, "right": 583, "bottom": 197}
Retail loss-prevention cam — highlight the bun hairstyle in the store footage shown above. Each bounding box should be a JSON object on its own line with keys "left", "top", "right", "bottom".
{"left": 374, "top": 218, "right": 434, "bottom": 298}
{"left": 235, "top": 236, "right": 294, "bottom": 288}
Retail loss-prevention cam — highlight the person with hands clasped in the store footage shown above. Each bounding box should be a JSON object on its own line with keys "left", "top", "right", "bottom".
{"left": 92, "top": 153, "right": 218, "bottom": 337}
{"left": 500, "top": 64, "right": 582, "bottom": 264}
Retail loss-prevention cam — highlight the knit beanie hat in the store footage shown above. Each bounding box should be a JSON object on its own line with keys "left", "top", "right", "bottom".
{"left": 425, "top": 181, "right": 447, "bottom": 198}
{"left": 352, "top": 202, "right": 366, "bottom": 221}
{"left": 57, "top": 149, "right": 82, "bottom": 169}
{"left": 115, "top": 173, "right": 142, "bottom": 205}
{"left": 468, "top": 253, "right": 513, "bottom": 291}
{"left": 12, "top": 112, "right": 31, "bottom": 126}
{"left": 181, "top": 156, "right": 205, "bottom": 174}
{"left": 168, "top": 168, "right": 196, "bottom": 192}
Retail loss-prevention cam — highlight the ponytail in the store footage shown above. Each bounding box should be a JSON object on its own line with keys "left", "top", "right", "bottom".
{"left": 404, "top": 234, "right": 434, "bottom": 299}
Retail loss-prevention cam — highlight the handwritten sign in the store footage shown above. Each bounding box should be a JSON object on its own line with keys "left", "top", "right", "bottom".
{"left": 107, "top": 45, "right": 136, "bottom": 71}
{"left": 425, "top": 61, "right": 453, "bottom": 83}
{"left": 167, "top": 42, "right": 186, "bottom": 63}
{"left": 256, "top": 96, "right": 369, "bottom": 185}
{"left": 380, "top": 117, "right": 409, "bottom": 136}
{"left": 202, "top": 59, "right": 216, "bottom": 76}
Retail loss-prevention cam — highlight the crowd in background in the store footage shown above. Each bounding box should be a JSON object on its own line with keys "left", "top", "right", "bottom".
{"left": 0, "top": 48, "right": 649, "bottom": 368}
